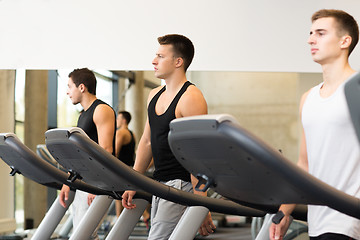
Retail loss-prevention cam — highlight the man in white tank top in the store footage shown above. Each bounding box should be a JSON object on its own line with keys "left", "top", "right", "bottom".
{"left": 270, "top": 9, "right": 360, "bottom": 240}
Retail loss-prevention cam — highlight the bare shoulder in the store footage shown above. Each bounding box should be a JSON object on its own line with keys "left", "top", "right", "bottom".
{"left": 183, "top": 84, "right": 206, "bottom": 100}
{"left": 147, "top": 86, "right": 163, "bottom": 105}
{"left": 94, "top": 103, "right": 114, "bottom": 115}
{"left": 116, "top": 128, "right": 131, "bottom": 142}
{"left": 93, "top": 103, "right": 115, "bottom": 123}
{"left": 177, "top": 84, "right": 207, "bottom": 117}
{"left": 117, "top": 128, "right": 127, "bottom": 136}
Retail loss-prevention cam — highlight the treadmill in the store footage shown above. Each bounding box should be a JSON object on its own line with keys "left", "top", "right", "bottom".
{"left": 168, "top": 114, "right": 360, "bottom": 220}
{"left": 0, "top": 132, "right": 151, "bottom": 240}
{"left": 45, "top": 127, "right": 276, "bottom": 240}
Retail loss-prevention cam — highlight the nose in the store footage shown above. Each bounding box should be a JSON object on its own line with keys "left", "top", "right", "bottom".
{"left": 152, "top": 57, "right": 157, "bottom": 65}
{"left": 307, "top": 34, "right": 315, "bottom": 45}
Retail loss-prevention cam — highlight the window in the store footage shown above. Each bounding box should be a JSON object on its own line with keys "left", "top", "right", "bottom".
{"left": 14, "top": 69, "right": 25, "bottom": 230}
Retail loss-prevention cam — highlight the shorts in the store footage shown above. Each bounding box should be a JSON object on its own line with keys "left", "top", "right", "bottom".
{"left": 147, "top": 179, "right": 193, "bottom": 240}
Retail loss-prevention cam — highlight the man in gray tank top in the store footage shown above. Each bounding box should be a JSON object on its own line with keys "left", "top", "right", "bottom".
{"left": 122, "top": 34, "right": 216, "bottom": 239}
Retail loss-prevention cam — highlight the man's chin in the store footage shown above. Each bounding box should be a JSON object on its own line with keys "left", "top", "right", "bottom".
{"left": 154, "top": 72, "right": 164, "bottom": 79}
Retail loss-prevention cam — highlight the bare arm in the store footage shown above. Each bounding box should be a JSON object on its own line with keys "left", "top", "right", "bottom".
{"left": 93, "top": 104, "right": 116, "bottom": 154}
{"left": 176, "top": 85, "right": 207, "bottom": 118}
{"left": 87, "top": 104, "right": 115, "bottom": 205}
{"left": 122, "top": 87, "right": 161, "bottom": 209}
{"left": 270, "top": 90, "right": 310, "bottom": 240}
{"left": 132, "top": 87, "right": 162, "bottom": 174}
{"left": 122, "top": 119, "right": 153, "bottom": 209}
{"left": 132, "top": 119, "right": 153, "bottom": 173}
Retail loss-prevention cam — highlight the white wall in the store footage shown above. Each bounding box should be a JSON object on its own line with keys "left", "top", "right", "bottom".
{"left": 0, "top": 0, "right": 360, "bottom": 72}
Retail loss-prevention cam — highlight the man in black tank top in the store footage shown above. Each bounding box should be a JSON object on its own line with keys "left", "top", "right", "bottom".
{"left": 122, "top": 34, "right": 215, "bottom": 239}
{"left": 58, "top": 68, "right": 116, "bottom": 239}
{"left": 114, "top": 110, "right": 136, "bottom": 217}
{"left": 115, "top": 111, "right": 135, "bottom": 166}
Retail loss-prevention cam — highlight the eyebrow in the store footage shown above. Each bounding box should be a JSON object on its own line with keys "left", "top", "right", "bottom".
{"left": 310, "top": 29, "right": 327, "bottom": 35}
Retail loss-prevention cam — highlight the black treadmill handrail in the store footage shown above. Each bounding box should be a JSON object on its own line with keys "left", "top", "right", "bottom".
{"left": 168, "top": 115, "right": 360, "bottom": 220}
{"left": 221, "top": 122, "right": 360, "bottom": 218}
{"left": 45, "top": 127, "right": 267, "bottom": 217}
{"left": 0, "top": 133, "right": 117, "bottom": 197}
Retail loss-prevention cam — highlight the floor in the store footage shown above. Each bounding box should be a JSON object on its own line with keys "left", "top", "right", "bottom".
{"left": 195, "top": 224, "right": 253, "bottom": 240}
{"left": 128, "top": 223, "right": 253, "bottom": 240}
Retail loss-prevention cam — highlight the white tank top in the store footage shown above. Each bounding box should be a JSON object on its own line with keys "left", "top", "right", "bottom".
{"left": 302, "top": 77, "right": 360, "bottom": 239}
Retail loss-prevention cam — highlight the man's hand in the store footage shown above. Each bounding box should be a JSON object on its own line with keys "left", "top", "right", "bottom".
{"left": 269, "top": 215, "right": 291, "bottom": 240}
{"left": 198, "top": 212, "right": 216, "bottom": 236}
{"left": 87, "top": 193, "right": 96, "bottom": 206}
{"left": 59, "top": 185, "right": 70, "bottom": 208}
{"left": 122, "top": 190, "right": 137, "bottom": 209}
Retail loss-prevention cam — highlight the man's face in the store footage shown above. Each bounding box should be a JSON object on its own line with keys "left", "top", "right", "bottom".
{"left": 117, "top": 114, "right": 124, "bottom": 128}
{"left": 307, "top": 17, "right": 345, "bottom": 64}
{"left": 152, "top": 44, "right": 178, "bottom": 79}
{"left": 67, "top": 77, "right": 81, "bottom": 105}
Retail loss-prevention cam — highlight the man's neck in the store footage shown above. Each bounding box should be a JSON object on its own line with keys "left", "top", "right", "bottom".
{"left": 321, "top": 59, "right": 355, "bottom": 87}
{"left": 163, "top": 72, "right": 188, "bottom": 94}
{"left": 80, "top": 94, "right": 97, "bottom": 111}
{"left": 318, "top": 59, "right": 355, "bottom": 98}
{"left": 119, "top": 124, "right": 128, "bottom": 130}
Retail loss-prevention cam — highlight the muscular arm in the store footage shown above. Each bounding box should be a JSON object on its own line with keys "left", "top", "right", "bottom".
{"left": 176, "top": 85, "right": 207, "bottom": 118}
{"left": 122, "top": 87, "right": 160, "bottom": 209}
{"left": 133, "top": 118, "right": 153, "bottom": 173}
{"left": 132, "top": 87, "right": 162, "bottom": 173}
{"left": 122, "top": 118, "right": 153, "bottom": 209}
{"left": 270, "top": 90, "right": 310, "bottom": 240}
{"left": 93, "top": 104, "right": 116, "bottom": 154}
{"left": 87, "top": 104, "right": 115, "bottom": 205}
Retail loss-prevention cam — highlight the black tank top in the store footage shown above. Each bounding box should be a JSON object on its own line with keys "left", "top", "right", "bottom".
{"left": 77, "top": 99, "right": 116, "bottom": 155}
{"left": 148, "top": 81, "right": 193, "bottom": 182}
{"left": 117, "top": 130, "right": 135, "bottom": 166}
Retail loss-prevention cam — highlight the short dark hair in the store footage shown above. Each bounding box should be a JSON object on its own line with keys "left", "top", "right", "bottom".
{"left": 312, "top": 9, "right": 359, "bottom": 56}
{"left": 68, "top": 68, "right": 97, "bottom": 95}
{"left": 157, "top": 34, "right": 195, "bottom": 72}
{"left": 118, "top": 111, "right": 132, "bottom": 124}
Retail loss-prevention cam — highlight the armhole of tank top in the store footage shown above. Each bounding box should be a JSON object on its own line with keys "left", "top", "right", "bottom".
{"left": 173, "top": 81, "right": 192, "bottom": 105}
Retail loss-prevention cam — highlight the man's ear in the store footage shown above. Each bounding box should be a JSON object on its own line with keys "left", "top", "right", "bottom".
{"left": 78, "top": 83, "right": 86, "bottom": 93}
{"left": 175, "top": 57, "right": 184, "bottom": 68}
{"left": 340, "top": 35, "right": 352, "bottom": 49}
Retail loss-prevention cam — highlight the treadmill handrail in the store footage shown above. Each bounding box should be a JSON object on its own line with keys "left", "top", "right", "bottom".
{"left": 0, "top": 133, "right": 117, "bottom": 197}
{"left": 45, "top": 127, "right": 267, "bottom": 217}
{"left": 168, "top": 114, "right": 360, "bottom": 220}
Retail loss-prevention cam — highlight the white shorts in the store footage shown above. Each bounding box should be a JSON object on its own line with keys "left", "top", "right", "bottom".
{"left": 71, "top": 190, "right": 99, "bottom": 240}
